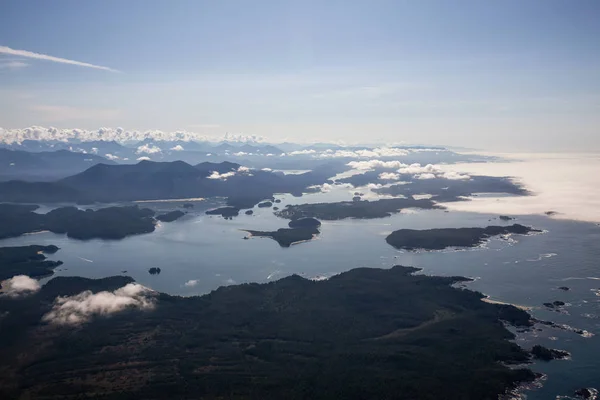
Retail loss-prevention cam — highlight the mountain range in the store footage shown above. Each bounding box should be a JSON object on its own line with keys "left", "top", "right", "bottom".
{"left": 0, "top": 148, "right": 116, "bottom": 181}
{"left": 0, "top": 160, "right": 339, "bottom": 207}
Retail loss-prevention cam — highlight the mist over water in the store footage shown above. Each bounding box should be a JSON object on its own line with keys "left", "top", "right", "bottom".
{"left": 438, "top": 152, "right": 600, "bottom": 223}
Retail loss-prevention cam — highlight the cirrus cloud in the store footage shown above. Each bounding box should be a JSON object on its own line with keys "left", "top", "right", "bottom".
{"left": 0, "top": 45, "right": 120, "bottom": 72}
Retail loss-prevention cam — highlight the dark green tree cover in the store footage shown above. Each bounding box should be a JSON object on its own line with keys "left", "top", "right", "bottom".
{"left": 277, "top": 198, "right": 439, "bottom": 220}
{"left": 244, "top": 226, "right": 320, "bottom": 247}
{"left": 0, "top": 203, "right": 156, "bottom": 240}
{"left": 530, "top": 345, "right": 570, "bottom": 361}
{"left": 0, "top": 266, "right": 536, "bottom": 399}
{"left": 0, "top": 245, "right": 61, "bottom": 280}
{"left": 288, "top": 217, "right": 321, "bottom": 228}
{"left": 205, "top": 206, "right": 240, "bottom": 219}
{"left": 155, "top": 210, "right": 185, "bottom": 222}
{"left": 386, "top": 224, "right": 540, "bottom": 251}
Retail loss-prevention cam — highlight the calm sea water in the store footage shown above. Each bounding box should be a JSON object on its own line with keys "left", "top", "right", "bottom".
{"left": 1, "top": 189, "right": 599, "bottom": 399}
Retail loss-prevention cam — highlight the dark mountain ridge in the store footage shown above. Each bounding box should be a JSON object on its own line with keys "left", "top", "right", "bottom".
{"left": 0, "top": 160, "right": 338, "bottom": 207}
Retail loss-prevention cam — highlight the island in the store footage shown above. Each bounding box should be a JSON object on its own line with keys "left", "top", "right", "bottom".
{"left": 205, "top": 206, "right": 240, "bottom": 219}
{"left": 148, "top": 267, "right": 161, "bottom": 275}
{"left": 0, "top": 245, "right": 62, "bottom": 281}
{"left": 385, "top": 224, "right": 540, "bottom": 251}
{"left": 530, "top": 345, "right": 570, "bottom": 361}
{"left": 244, "top": 226, "right": 320, "bottom": 247}
{"left": 0, "top": 203, "right": 157, "bottom": 240}
{"left": 276, "top": 198, "right": 439, "bottom": 220}
{"left": 0, "top": 266, "right": 537, "bottom": 399}
{"left": 499, "top": 215, "right": 514, "bottom": 221}
{"left": 574, "top": 388, "right": 599, "bottom": 399}
{"left": 257, "top": 201, "right": 273, "bottom": 208}
{"left": 156, "top": 210, "right": 185, "bottom": 222}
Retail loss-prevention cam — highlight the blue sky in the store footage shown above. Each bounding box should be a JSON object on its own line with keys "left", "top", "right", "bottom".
{"left": 1, "top": 0, "right": 599, "bottom": 150}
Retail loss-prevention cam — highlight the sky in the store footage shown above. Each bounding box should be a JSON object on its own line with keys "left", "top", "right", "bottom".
{"left": 1, "top": 0, "right": 599, "bottom": 150}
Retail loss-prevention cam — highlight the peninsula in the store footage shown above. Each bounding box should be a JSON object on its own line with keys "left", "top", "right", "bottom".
{"left": 0, "top": 266, "right": 536, "bottom": 399}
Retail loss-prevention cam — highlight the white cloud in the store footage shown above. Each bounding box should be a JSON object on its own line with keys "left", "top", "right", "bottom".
{"left": 105, "top": 153, "right": 120, "bottom": 161}
{"left": 309, "top": 182, "right": 354, "bottom": 192}
{"left": 288, "top": 149, "right": 316, "bottom": 155}
{"left": 170, "top": 144, "right": 184, "bottom": 151}
{"left": 261, "top": 167, "right": 273, "bottom": 172}
{"left": 90, "top": 147, "right": 98, "bottom": 154}
{"left": 317, "top": 147, "right": 410, "bottom": 159}
{"left": 224, "top": 132, "right": 264, "bottom": 143}
{"left": 0, "top": 275, "right": 40, "bottom": 297}
{"left": 395, "top": 163, "right": 470, "bottom": 180}
{"left": 415, "top": 173, "right": 436, "bottom": 180}
{"left": 136, "top": 144, "right": 162, "bottom": 154}
{"left": 136, "top": 156, "right": 151, "bottom": 161}
{"left": 378, "top": 172, "right": 400, "bottom": 180}
{"left": 440, "top": 171, "right": 471, "bottom": 180}
{"left": 208, "top": 171, "right": 236, "bottom": 180}
{"left": 207, "top": 166, "right": 249, "bottom": 180}
{"left": 347, "top": 160, "right": 408, "bottom": 171}
{"left": 184, "top": 280, "right": 198, "bottom": 287}
{"left": 42, "top": 283, "right": 155, "bottom": 325}
{"left": 397, "top": 163, "right": 440, "bottom": 175}
{"left": 0, "top": 60, "right": 29, "bottom": 70}
{"left": 0, "top": 126, "right": 263, "bottom": 145}
{"left": 0, "top": 45, "right": 120, "bottom": 72}
{"left": 233, "top": 151, "right": 249, "bottom": 156}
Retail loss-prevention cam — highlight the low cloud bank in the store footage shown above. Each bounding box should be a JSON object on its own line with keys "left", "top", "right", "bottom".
{"left": 347, "top": 160, "right": 408, "bottom": 170}
{"left": 184, "top": 280, "right": 198, "bottom": 287}
{"left": 42, "top": 283, "right": 155, "bottom": 325}
{"left": 170, "top": 145, "right": 184, "bottom": 151}
{"left": 0, "top": 275, "right": 40, "bottom": 297}
{"left": 345, "top": 161, "right": 471, "bottom": 181}
{"left": 0, "top": 126, "right": 264, "bottom": 144}
{"left": 315, "top": 147, "right": 410, "bottom": 159}
{"left": 436, "top": 154, "right": 600, "bottom": 223}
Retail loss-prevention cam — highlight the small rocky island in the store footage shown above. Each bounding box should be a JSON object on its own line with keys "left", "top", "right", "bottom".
{"left": 0, "top": 266, "right": 537, "bottom": 399}
{"left": 385, "top": 224, "right": 540, "bottom": 250}
{"left": 244, "top": 218, "right": 322, "bottom": 247}
{"left": 276, "top": 198, "right": 439, "bottom": 220}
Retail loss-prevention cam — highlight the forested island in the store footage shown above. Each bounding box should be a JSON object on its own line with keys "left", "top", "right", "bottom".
{"left": 276, "top": 198, "right": 439, "bottom": 220}
{"left": 0, "top": 203, "right": 156, "bottom": 240}
{"left": 205, "top": 206, "right": 240, "bottom": 219}
{"left": 386, "top": 224, "right": 540, "bottom": 250}
{"left": 0, "top": 266, "right": 536, "bottom": 399}
{"left": 244, "top": 218, "right": 322, "bottom": 247}
{"left": 156, "top": 210, "right": 185, "bottom": 222}
{"left": 0, "top": 245, "right": 62, "bottom": 281}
